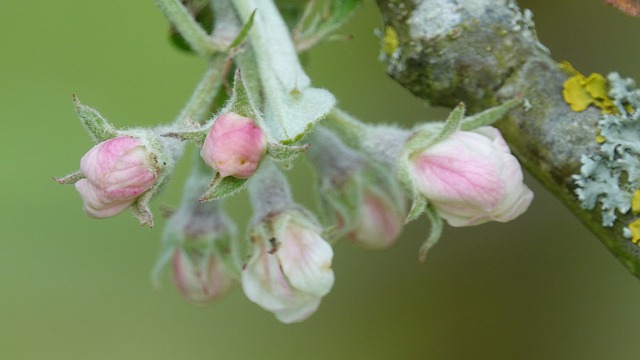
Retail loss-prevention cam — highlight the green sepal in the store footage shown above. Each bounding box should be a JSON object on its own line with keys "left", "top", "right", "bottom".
{"left": 73, "top": 95, "right": 118, "bottom": 143}
{"left": 317, "top": 176, "right": 363, "bottom": 242}
{"left": 432, "top": 102, "right": 465, "bottom": 144}
{"left": 150, "top": 231, "right": 178, "bottom": 288}
{"left": 267, "top": 142, "right": 310, "bottom": 170}
{"left": 227, "top": 9, "right": 256, "bottom": 50}
{"left": 460, "top": 98, "right": 521, "bottom": 131}
{"left": 418, "top": 204, "right": 444, "bottom": 262}
{"left": 405, "top": 192, "right": 427, "bottom": 224}
{"left": 223, "top": 69, "right": 261, "bottom": 121}
{"left": 199, "top": 173, "right": 248, "bottom": 202}
{"left": 131, "top": 193, "right": 155, "bottom": 228}
{"left": 402, "top": 103, "right": 465, "bottom": 160}
{"left": 160, "top": 127, "right": 208, "bottom": 145}
{"left": 53, "top": 171, "right": 84, "bottom": 185}
{"left": 129, "top": 132, "right": 175, "bottom": 228}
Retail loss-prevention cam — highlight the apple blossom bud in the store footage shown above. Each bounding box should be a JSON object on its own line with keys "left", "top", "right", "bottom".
{"left": 75, "top": 136, "right": 157, "bottom": 218}
{"left": 346, "top": 191, "right": 404, "bottom": 250}
{"left": 200, "top": 113, "right": 267, "bottom": 179}
{"left": 408, "top": 126, "right": 533, "bottom": 227}
{"left": 242, "top": 210, "right": 335, "bottom": 323}
{"left": 172, "top": 248, "right": 236, "bottom": 304}
{"left": 308, "top": 127, "right": 406, "bottom": 250}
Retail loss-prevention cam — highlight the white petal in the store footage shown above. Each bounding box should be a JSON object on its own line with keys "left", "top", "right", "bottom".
{"left": 241, "top": 246, "right": 296, "bottom": 312}
{"left": 273, "top": 296, "right": 322, "bottom": 324}
{"left": 277, "top": 226, "right": 335, "bottom": 297}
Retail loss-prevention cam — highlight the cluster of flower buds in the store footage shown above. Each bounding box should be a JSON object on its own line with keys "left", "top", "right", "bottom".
{"left": 54, "top": 0, "right": 534, "bottom": 324}
{"left": 55, "top": 94, "right": 533, "bottom": 323}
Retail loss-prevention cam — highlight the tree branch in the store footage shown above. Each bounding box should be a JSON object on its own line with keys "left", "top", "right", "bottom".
{"left": 375, "top": 0, "right": 640, "bottom": 277}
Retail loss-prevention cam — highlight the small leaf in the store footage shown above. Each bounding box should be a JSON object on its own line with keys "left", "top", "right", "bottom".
{"left": 199, "top": 174, "right": 248, "bottom": 202}
{"left": 228, "top": 9, "right": 256, "bottom": 50}
{"left": 268, "top": 142, "right": 310, "bottom": 169}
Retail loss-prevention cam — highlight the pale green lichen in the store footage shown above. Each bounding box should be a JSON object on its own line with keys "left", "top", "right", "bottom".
{"left": 574, "top": 72, "right": 640, "bottom": 229}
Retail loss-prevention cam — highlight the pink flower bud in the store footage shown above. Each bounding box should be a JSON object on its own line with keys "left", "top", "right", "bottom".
{"left": 75, "top": 136, "right": 156, "bottom": 218}
{"left": 347, "top": 191, "right": 404, "bottom": 250}
{"left": 200, "top": 113, "right": 267, "bottom": 179}
{"left": 409, "top": 126, "right": 533, "bottom": 227}
{"left": 172, "top": 249, "right": 236, "bottom": 304}
{"left": 242, "top": 212, "right": 334, "bottom": 323}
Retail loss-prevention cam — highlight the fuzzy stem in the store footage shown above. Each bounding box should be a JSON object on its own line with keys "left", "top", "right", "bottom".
{"left": 324, "top": 108, "right": 368, "bottom": 149}
{"left": 173, "top": 56, "right": 226, "bottom": 125}
{"left": 248, "top": 160, "right": 294, "bottom": 220}
{"left": 155, "top": 0, "right": 220, "bottom": 57}
{"left": 375, "top": 0, "right": 640, "bottom": 277}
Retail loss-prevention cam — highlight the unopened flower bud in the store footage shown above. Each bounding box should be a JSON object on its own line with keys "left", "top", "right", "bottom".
{"left": 75, "top": 136, "right": 157, "bottom": 218}
{"left": 242, "top": 210, "right": 334, "bottom": 323}
{"left": 308, "top": 127, "right": 405, "bottom": 250}
{"left": 172, "top": 248, "right": 236, "bottom": 304}
{"left": 200, "top": 113, "right": 267, "bottom": 179}
{"left": 152, "top": 161, "right": 239, "bottom": 304}
{"left": 408, "top": 126, "right": 533, "bottom": 226}
{"left": 346, "top": 191, "right": 404, "bottom": 250}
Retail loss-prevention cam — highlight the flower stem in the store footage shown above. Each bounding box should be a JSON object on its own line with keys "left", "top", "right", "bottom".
{"left": 248, "top": 160, "right": 294, "bottom": 220}
{"left": 173, "top": 56, "right": 226, "bottom": 125}
{"left": 155, "top": 0, "right": 220, "bottom": 57}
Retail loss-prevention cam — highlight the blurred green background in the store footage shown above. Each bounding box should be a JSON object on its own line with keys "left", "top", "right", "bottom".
{"left": 2, "top": 0, "right": 640, "bottom": 359}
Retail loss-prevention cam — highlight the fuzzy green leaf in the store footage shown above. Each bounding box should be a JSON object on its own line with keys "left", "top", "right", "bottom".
{"left": 263, "top": 83, "right": 336, "bottom": 143}
{"left": 199, "top": 174, "right": 248, "bottom": 202}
